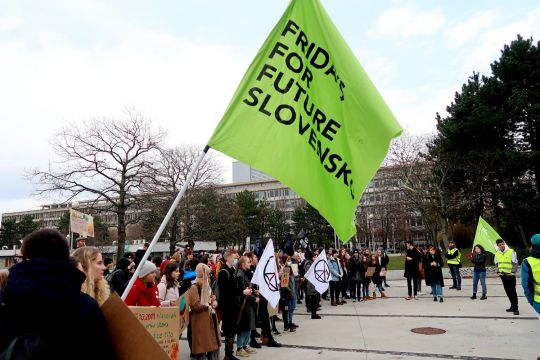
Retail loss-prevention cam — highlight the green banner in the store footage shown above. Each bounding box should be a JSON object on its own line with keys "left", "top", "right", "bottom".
{"left": 208, "top": 0, "right": 402, "bottom": 241}
{"left": 472, "top": 216, "right": 501, "bottom": 255}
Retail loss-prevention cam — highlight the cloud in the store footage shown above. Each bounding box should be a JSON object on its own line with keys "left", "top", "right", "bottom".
{"left": 369, "top": 6, "right": 446, "bottom": 38}
{"left": 445, "top": 10, "right": 500, "bottom": 47}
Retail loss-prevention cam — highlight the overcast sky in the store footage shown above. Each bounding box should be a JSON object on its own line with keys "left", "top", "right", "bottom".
{"left": 1, "top": 0, "right": 539, "bottom": 219}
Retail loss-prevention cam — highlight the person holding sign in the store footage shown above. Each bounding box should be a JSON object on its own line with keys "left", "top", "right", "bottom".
{"left": 72, "top": 246, "right": 111, "bottom": 306}
{"left": 125, "top": 261, "right": 160, "bottom": 307}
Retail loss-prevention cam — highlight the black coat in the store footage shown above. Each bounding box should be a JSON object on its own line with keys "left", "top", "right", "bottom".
{"left": 348, "top": 257, "right": 363, "bottom": 281}
{"left": 404, "top": 248, "right": 421, "bottom": 278}
{"left": 110, "top": 257, "right": 131, "bottom": 295}
{"left": 379, "top": 254, "right": 390, "bottom": 268}
{"left": 236, "top": 268, "right": 257, "bottom": 332}
{"left": 217, "top": 264, "right": 239, "bottom": 334}
{"left": 0, "top": 259, "right": 115, "bottom": 360}
{"left": 424, "top": 253, "right": 445, "bottom": 287}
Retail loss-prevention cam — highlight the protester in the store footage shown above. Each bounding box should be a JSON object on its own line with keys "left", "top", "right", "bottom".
{"left": 218, "top": 249, "right": 245, "bottom": 360}
{"left": 158, "top": 262, "right": 180, "bottom": 307}
{"left": 348, "top": 249, "right": 362, "bottom": 302}
{"left": 404, "top": 241, "right": 421, "bottom": 300}
{"left": 188, "top": 263, "right": 221, "bottom": 360}
{"left": 328, "top": 249, "right": 343, "bottom": 306}
{"left": 75, "top": 236, "right": 86, "bottom": 249}
{"left": 304, "top": 251, "right": 321, "bottom": 319}
{"left": 108, "top": 257, "right": 132, "bottom": 295}
{"left": 0, "top": 229, "right": 114, "bottom": 359}
{"left": 521, "top": 234, "right": 540, "bottom": 317}
{"left": 124, "top": 260, "right": 160, "bottom": 307}
{"left": 72, "top": 246, "right": 111, "bottom": 306}
{"left": 445, "top": 240, "right": 462, "bottom": 290}
{"left": 424, "top": 245, "right": 444, "bottom": 302}
{"left": 134, "top": 242, "right": 149, "bottom": 267}
{"left": 360, "top": 254, "right": 371, "bottom": 301}
{"left": 103, "top": 257, "right": 114, "bottom": 277}
{"left": 245, "top": 252, "right": 262, "bottom": 349}
{"left": 377, "top": 249, "right": 390, "bottom": 287}
{"left": 370, "top": 254, "right": 387, "bottom": 298}
{"left": 152, "top": 256, "right": 163, "bottom": 279}
{"left": 495, "top": 239, "right": 519, "bottom": 315}
{"left": 339, "top": 248, "right": 350, "bottom": 299}
{"left": 470, "top": 245, "right": 487, "bottom": 300}
{"left": 236, "top": 256, "right": 258, "bottom": 357}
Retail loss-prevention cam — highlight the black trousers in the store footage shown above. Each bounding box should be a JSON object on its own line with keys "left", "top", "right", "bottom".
{"left": 329, "top": 280, "right": 340, "bottom": 302}
{"left": 259, "top": 296, "right": 271, "bottom": 337}
{"left": 350, "top": 279, "right": 362, "bottom": 300}
{"left": 500, "top": 275, "right": 518, "bottom": 307}
{"left": 407, "top": 276, "right": 418, "bottom": 297}
{"left": 341, "top": 273, "right": 349, "bottom": 297}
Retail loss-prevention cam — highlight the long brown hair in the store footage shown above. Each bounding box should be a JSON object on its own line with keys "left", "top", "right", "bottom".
{"left": 163, "top": 262, "right": 180, "bottom": 289}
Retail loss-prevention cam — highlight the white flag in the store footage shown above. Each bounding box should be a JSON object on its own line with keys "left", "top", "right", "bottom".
{"left": 251, "top": 239, "right": 280, "bottom": 308}
{"left": 305, "top": 249, "right": 330, "bottom": 294}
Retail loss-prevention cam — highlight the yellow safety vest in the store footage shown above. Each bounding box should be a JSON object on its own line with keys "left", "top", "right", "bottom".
{"left": 525, "top": 257, "right": 540, "bottom": 303}
{"left": 495, "top": 248, "right": 515, "bottom": 274}
{"left": 447, "top": 248, "right": 461, "bottom": 265}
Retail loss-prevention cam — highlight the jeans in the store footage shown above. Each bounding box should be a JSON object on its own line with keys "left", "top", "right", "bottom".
{"left": 375, "top": 283, "right": 385, "bottom": 293}
{"left": 448, "top": 264, "right": 462, "bottom": 288}
{"left": 237, "top": 331, "right": 250, "bottom": 348}
{"left": 431, "top": 281, "right": 443, "bottom": 298}
{"left": 287, "top": 298, "right": 296, "bottom": 323}
{"left": 472, "top": 270, "right": 487, "bottom": 295}
{"left": 329, "top": 280, "right": 340, "bottom": 303}
{"left": 362, "top": 278, "right": 370, "bottom": 297}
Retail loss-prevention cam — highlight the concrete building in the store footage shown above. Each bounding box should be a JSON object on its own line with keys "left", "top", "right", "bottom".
{"left": 232, "top": 161, "right": 273, "bottom": 183}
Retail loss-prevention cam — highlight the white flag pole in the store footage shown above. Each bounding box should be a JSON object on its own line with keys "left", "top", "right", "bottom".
{"left": 121, "top": 146, "right": 209, "bottom": 300}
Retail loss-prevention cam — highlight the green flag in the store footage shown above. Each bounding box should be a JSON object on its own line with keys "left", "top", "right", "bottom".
{"left": 472, "top": 216, "right": 501, "bottom": 255}
{"left": 208, "top": 0, "right": 402, "bottom": 241}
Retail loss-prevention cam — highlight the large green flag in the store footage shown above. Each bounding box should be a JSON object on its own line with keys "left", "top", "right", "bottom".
{"left": 472, "top": 216, "right": 501, "bottom": 255}
{"left": 208, "top": 0, "right": 402, "bottom": 241}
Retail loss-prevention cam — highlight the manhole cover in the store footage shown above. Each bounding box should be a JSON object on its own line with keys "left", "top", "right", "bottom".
{"left": 411, "top": 327, "right": 446, "bottom": 335}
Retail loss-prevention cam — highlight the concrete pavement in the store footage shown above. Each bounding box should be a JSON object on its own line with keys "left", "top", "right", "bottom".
{"left": 179, "top": 276, "right": 539, "bottom": 360}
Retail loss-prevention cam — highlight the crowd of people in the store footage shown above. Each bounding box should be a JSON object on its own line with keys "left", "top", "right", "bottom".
{"left": 0, "top": 228, "right": 539, "bottom": 360}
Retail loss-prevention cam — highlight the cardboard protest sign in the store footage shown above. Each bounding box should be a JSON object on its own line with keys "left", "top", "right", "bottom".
{"left": 70, "top": 209, "right": 94, "bottom": 237}
{"left": 281, "top": 267, "right": 291, "bottom": 287}
{"left": 366, "top": 266, "right": 375, "bottom": 277}
{"left": 100, "top": 293, "right": 170, "bottom": 360}
{"left": 130, "top": 306, "right": 180, "bottom": 359}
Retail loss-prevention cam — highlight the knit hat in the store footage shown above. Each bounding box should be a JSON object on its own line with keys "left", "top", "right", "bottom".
{"left": 531, "top": 234, "right": 540, "bottom": 246}
{"left": 138, "top": 261, "right": 156, "bottom": 278}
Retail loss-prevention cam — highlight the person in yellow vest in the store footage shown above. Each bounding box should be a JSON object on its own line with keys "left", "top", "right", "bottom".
{"left": 521, "top": 234, "right": 540, "bottom": 318}
{"left": 495, "top": 239, "right": 519, "bottom": 315}
{"left": 444, "top": 241, "right": 461, "bottom": 290}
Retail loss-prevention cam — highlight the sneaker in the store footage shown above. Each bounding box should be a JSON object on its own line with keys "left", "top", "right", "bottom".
{"left": 456, "top": 287, "right": 461, "bottom": 291}
{"left": 352, "top": 298, "right": 357, "bottom": 303}
{"left": 244, "top": 347, "right": 257, "bottom": 354}
{"left": 249, "top": 340, "right": 261, "bottom": 349}
{"left": 470, "top": 294, "right": 477, "bottom": 300}
{"left": 236, "top": 348, "right": 249, "bottom": 357}
{"left": 480, "top": 295, "right": 487, "bottom": 300}
{"left": 266, "top": 338, "right": 282, "bottom": 347}
{"left": 449, "top": 286, "right": 456, "bottom": 289}
{"left": 311, "top": 314, "right": 322, "bottom": 319}
{"left": 439, "top": 298, "right": 444, "bottom": 303}
{"left": 287, "top": 327, "right": 296, "bottom": 333}
{"left": 414, "top": 296, "right": 419, "bottom": 300}
{"left": 513, "top": 308, "right": 520, "bottom": 316}
{"left": 433, "top": 297, "right": 437, "bottom": 302}
{"left": 506, "top": 306, "right": 514, "bottom": 312}
{"left": 290, "top": 323, "right": 299, "bottom": 328}
{"left": 272, "top": 329, "right": 281, "bottom": 336}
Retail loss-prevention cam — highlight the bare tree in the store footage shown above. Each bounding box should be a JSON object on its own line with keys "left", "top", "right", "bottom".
{"left": 141, "top": 145, "right": 223, "bottom": 254}
{"left": 28, "top": 109, "right": 164, "bottom": 257}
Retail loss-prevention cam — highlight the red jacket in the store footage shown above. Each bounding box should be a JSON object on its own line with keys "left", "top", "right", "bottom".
{"left": 125, "top": 277, "right": 161, "bottom": 307}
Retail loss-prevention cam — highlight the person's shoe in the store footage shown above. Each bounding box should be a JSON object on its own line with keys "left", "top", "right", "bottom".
{"left": 311, "top": 314, "right": 322, "bottom": 319}
{"left": 344, "top": 294, "right": 351, "bottom": 299}
{"left": 272, "top": 329, "right": 281, "bottom": 336}
{"left": 433, "top": 297, "right": 437, "bottom": 302}
{"left": 405, "top": 296, "right": 412, "bottom": 300}
{"left": 480, "top": 295, "right": 487, "bottom": 300}
{"left": 260, "top": 336, "right": 268, "bottom": 346}
{"left": 449, "top": 286, "right": 456, "bottom": 289}
{"left": 290, "top": 323, "right": 299, "bottom": 328}
{"left": 341, "top": 300, "right": 347, "bottom": 304}
{"left": 456, "top": 287, "right": 461, "bottom": 291}
{"left": 244, "top": 347, "right": 257, "bottom": 354}
{"left": 337, "top": 301, "right": 343, "bottom": 305}
{"left": 352, "top": 298, "right": 357, "bottom": 302}
{"left": 249, "top": 340, "right": 261, "bottom": 349}
{"left": 414, "top": 296, "right": 419, "bottom": 300}
{"left": 381, "top": 292, "right": 388, "bottom": 298}
{"left": 439, "top": 297, "right": 444, "bottom": 303}
{"left": 513, "top": 307, "right": 519, "bottom": 316}
{"left": 372, "top": 292, "right": 377, "bottom": 299}
{"left": 253, "top": 330, "right": 261, "bottom": 338}
{"left": 266, "top": 337, "right": 282, "bottom": 347}
{"left": 385, "top": 283, "right": 390, "bottom": 287}
{"left": 331, "top": 301, "right": 337, "bottom": 306}
{"left": 506, "top": 306, "right": 514, "bottom": 312}
{"left": 297, "top": 299, "right": 303, "bottom": 304}
{"left": 470, "top": 294, "right": 477, "bottom": 300}
{"left": 236, "top": 348, "right": 249, "bottom": 357}
{"left": 224, "top": 355, "right": 241, "bottom": 360}
{"left": 287, "top": 326, "right": 296, "bottom": 333}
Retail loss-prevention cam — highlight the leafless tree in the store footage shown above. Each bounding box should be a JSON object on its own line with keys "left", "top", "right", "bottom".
{"left": 141, "top": 145, "right": 223, "bottom": 254}
{"left": 28, "top": 108, "right": 164, "bottom": 257}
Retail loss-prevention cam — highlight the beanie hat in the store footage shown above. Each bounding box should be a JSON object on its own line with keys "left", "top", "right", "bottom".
{"left": 138, "top": 261, "right": 156, "bottom": 278}
{"left": 531, "top": 234, "right": 540, "bottom": 246}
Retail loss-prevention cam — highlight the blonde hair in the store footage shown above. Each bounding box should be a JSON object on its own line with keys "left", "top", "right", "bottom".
{"left": 72, "top": 247, "right": 110, "bottom": 306}
{"left": 0, "top": 269, "right": 8, "bottom": 289}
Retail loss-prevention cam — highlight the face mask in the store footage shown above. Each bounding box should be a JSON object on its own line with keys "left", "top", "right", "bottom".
{"left": 232, "top": 258, "right": 238, "bottom": 267}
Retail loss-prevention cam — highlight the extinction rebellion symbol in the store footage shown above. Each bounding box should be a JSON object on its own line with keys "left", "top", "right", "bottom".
{"left": 264, "top": 255, "right": 279, "bottom": 292}
{"left": 314, "top": 260, "right": 330, "bottom": 283}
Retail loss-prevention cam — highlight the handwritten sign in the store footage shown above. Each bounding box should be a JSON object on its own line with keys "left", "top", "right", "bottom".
{"left": 130, "top": 307, "right": 180, "bottom": 359}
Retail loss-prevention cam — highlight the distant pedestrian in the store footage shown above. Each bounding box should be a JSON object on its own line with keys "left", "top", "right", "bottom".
{"left": 495, "top": 239, "right": 519, "bottom": 315}
{"left": 470, "top": 245, "right": 487, "bottom": 300}
{"left": 103, "top": 257, "right": 114, "bottom": 277}
{"left": 445, "top": 240, "right": 462, "bottom": 290}
{"left": 108, "top": 257, "right": 131, "bottom": 296}
{"left": 404, "top": 241, "right": 420, "bottom": 300}
{"left": 72, "top": 246, "right": 111, "bottom": 306}
{"left": 424, "top": 245, "right": 444, "bottom": 303}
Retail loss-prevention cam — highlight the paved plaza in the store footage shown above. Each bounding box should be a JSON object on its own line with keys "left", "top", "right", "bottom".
{"left": 179, "top": 274, "right": 539, "bottom": 360}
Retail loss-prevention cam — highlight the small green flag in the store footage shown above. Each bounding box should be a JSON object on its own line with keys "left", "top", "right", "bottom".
{"left": 472, "top": 216, "right": 501, "bottom": 255}
{"left": 208, "top": 0, "right": 402, "bottom": 241}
